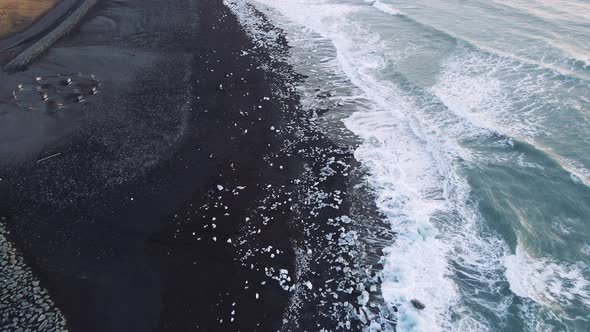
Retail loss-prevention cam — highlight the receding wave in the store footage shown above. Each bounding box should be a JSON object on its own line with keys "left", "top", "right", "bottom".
{"left": 371, "top": 0, "right": 403, "bottom": 16}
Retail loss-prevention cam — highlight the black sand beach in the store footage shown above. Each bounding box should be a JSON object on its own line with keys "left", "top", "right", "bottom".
{"left": 0, "top": 0, "right": 390, "bottom": 331}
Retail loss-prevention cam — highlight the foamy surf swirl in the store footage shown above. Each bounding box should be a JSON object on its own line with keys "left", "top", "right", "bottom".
{"left": 505, "top": 246, "right": 590, "bottom": 310}
{"left": 344, "top": 109, "right": 456, "bottom": 331}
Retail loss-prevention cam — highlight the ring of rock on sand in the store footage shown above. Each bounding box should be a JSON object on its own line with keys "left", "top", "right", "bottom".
{"left": 13, "top": 73, "right": 100, "bottom": 112}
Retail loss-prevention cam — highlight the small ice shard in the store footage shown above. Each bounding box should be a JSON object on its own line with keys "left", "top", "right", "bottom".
{"left": 357, "top": 290, "right": 369, "bottom": 306}
{"left": 217, "top": 185, "right": 224, "bottom": 191}
{"left": 304, "top": 281, "right": 313, "bottom": 290}
{"left": 270, "top": 126, "right": 275, "bottom": 130}
{"left": 227, "top": 238, "right": 232, "bottom": 243}
{"left": 255, "top": 293, "right": 259, "bottom": 299}
{"left": 213, "top": 237, "right": 217, "bottom": 242}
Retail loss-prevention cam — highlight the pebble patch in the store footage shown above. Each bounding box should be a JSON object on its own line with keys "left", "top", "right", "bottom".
{"left": 0, "top": 223, "right": 67, "bottom": 332}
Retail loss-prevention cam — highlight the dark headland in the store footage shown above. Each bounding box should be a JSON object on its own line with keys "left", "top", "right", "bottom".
{"left": 0, "top": 0, "right": 391, "bottom": 331}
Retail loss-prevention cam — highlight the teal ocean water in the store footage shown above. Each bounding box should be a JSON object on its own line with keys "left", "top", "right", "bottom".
{"left": 228, "top": 0, "right": 590, "bottom": 330}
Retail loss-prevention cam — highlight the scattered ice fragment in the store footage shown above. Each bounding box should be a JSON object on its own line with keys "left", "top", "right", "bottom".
{"left": 217, "top": 185, "right": 224, "bottom": 191}
{"left": 358, "top": 290, "right": 369, "bottom": 306}
{"left": 304, "top": 281, "right": 313, "bottom": 290}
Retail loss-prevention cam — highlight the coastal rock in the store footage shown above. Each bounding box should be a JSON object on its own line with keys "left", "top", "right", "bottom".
{"left": 411, "top": 299, "right": 425, "bottom": 310}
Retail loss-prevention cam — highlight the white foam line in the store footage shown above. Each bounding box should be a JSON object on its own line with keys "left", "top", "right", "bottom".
{"left": 372, "top": 0, "right": 404, "bottom": 16}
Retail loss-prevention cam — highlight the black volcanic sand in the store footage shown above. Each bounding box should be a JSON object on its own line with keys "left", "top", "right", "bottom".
{"left": 0, "top": 0, "right": 394, "bottom": 331}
